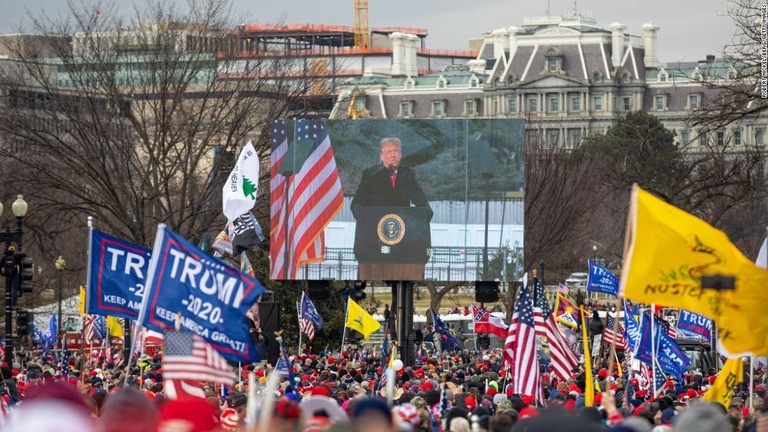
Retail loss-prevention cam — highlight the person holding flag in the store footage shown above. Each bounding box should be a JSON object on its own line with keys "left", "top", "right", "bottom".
{"left": 344, "top": 298, "right": 380, "bottom": 343}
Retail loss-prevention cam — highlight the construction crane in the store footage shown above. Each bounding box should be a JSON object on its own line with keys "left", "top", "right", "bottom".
{"left": 354, "top": 0, "right": 369, "bottom": 48}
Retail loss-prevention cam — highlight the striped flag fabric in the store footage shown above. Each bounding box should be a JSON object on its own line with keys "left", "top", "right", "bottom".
{"left": 655, "top": 313, "right": 677, "bottom": 338}
{"left": 532, "top": 277, "right": 579, "bottom": 381}
{"left": 164, "top": 379, "right": 206, "bottom": 400}
{"left": 269, "top": 119, "right": 344, "bottom": 279}
{"left": 558, "top": 283, "right": 569, "bottom": 296}
{"left": 162, "top": 331, "right": 234, "bottom": 386}
{"left": 297, "top": 301, "right": 316, "bottom": 341}
{"left": 472, "top": 305, "right": 508, "bottom": 338}
{"left": 504, "top": 275, "right": 544, "bottom": 404}
{"left": 604, "top": 315, "right": 628, "bottom": 350}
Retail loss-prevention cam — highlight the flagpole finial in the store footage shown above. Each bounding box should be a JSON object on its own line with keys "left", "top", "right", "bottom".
{"left": 87, "top": 216, "right": 93, "bottom": 228}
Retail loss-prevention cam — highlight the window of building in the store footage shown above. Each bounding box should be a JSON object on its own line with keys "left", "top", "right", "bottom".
{"left": 593, "top": 72, "right": 602, "bottom": 82}
{"left": 681, "top": 131, "right": 690, "bottom": 146}
{"left": 689, "top": 94, "right": 699, "bottom": 110}
{"left": 692, "top": 70, "right": 702, "bottom": 81}
{"left": 528, "top": 97, "right": 538, "bottom": 113}
{"left": 546, "top": 130, "right": 560, "bottom": 147}
{"left": 571, "top": 96, "right": 581, "bottom": 112}
{"left": 432, "top": 100, "right": 444, "bottom": 117}
{"left": 405, "top": 80, "right": 414, "bottom": 89}
{"left": 567, "top": 129, "right": 582, "bottom": 149}
{"left": 465, "top": 100, "right": 476, "bottom": 116}
{"left": 734, "top": 130, "right": 742, "bottom": 146}
{"left": 655, "top": 95, "right": 665, "bottom": 111}
{"left": 659, "top": 72, "right": 668, "bottom": 82}
{"left": 716, "top": 130, "right": 725, "bottom": 146}
{"left": 548, "top": 58, "right": 558, "bottom": 73}
{"left": 593, "top": 96, "right": 603, "bottom": 111}
{"left": 354, "top": 97, "right": 365, "bottom": 111}
{"left": 508, "top": 98, "right": 517, "bottom": 113}
{"left": 400, "top": 101, "right": 412, "bottom": 118}
{"left": 698, "top": 132, "right": 707, "bottom": 147}
{"left": 757, "top": 128, "right": 765, "bottom": 146}
{"left": 437, "top": 78, "right": 446, "bottom": 88}
{"left": 549, "top": 96, "right": 559, "bottom": 112}
{"left": 469, "top": 79, "right": 478, "bottom": 88}
{"left": 623, "top": 97, "right": 631, "bottom": 111}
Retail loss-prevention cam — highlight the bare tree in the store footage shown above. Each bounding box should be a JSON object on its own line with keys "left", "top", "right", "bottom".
{"left": 0, "top": 0, "right": 306, "bottom": 258}
{"left": 524, "top": 129, "right": 607, "bottom": 277}
{"left": 686, "top": 0, "right": 767, "bottom": 130}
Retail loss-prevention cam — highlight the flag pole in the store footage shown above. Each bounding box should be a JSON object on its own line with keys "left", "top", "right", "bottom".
{"left": 750, "top": 354, "right": 755, "bottom": 410}
{"left": 297, "top": 300, "right": 303, "bottom": 356}
{"left": 341, "top": 298, "right": 350, "bottom": 352}
{"left": 651, "top": 304, "right": 658, "bottom": 398}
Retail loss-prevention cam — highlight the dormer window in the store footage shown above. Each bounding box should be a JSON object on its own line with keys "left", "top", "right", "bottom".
{"left": 593, "top": 72, "right": 602, "bottom": 82}
{"left": 405, "top": 78, "right": 415, "bottom": 89}
{"left": 545, "top": 47, "right": 563, "bottom": 73}
{"left": 469, "top": 78, "right": 479, "bottom": 88}
{"left": 692, "top": 69, "right": 703, "bottom": 81}
{"left": 436, "top": 76, "right": 447, "bottom": 89}
{"left": 659, "top": 72, "right": 668, "bottom": 82}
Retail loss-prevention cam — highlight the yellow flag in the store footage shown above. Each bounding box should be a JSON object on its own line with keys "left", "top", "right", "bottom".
{"left": 581, "top": 307, "right": 594, "bottom": 407}
{"left": 702, "top": 357, "right": 743, "bottom": 407}
{"left": 619, "top": 185, "right": 768, "bottom": 356}
{"left": 345, "top": 299, "right": 381, "bottom": 340}
{"left": 79, "top": 286, "right": 86, "bottom": 316}
{"left": 107, "top": 316, "right": 124, "bottom": 338}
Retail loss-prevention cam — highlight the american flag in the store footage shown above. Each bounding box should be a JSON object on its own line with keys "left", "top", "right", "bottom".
{"left": 638, "top": 361, "right": 652, "bottom": 391}
{"left": 269, "top": 119, "right": 343, "bottom": 279}
{"left": 164, "top": 379, "right": 206, "bottom": 400}
{"left": 85, "top": 315, "right": 106, "bottom": 344}
{"left": 532, "top": 278, "right": 579, "bottom": 382}
{"left": 504, "top": 277, "right": 544, "bottom": 404}
{"left": 298, "top": 301, "right": 315, "bottom": 341}
{"left": 60, "top": 339, "right": 71, "bottom": 378}
{"left": 162, "top": 331, "right": 234, "bottom": 386}
{"left": 655, "top": 313, "right": 677, "bottom": 338}
{"left": 558, "top": 283, "right": 569, "bottom": 296}
{"left": 604, "top": 316, "right": 628, "bottom": 350}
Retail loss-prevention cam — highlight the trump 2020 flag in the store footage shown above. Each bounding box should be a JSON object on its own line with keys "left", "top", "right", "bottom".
{"left": 223, "top": 141, "right": 259, "bottom": 222}
{"left": 677, "top": 310, "right": 712, "bottom": 341}
{"left": 87, "top": 228, "right": 151, "bottom": 320}
{"left": 137, "top": 224, "right": 266, "bottom": 362}
{"left": 586, "top": 260, "right": 619, "bottom": 297}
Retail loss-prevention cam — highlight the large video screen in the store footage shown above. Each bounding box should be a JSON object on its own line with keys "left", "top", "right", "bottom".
{"left": 269, "top": 118, "right": 524, "bottom": 282}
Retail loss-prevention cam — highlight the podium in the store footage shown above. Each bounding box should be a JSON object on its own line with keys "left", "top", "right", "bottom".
{"left": 354, "top": 206, "right": 431, "bottom": 280}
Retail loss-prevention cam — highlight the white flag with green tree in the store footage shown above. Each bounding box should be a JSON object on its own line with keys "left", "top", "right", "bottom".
{"left": 223, "top": 141, "right": 259, "bottom": 221}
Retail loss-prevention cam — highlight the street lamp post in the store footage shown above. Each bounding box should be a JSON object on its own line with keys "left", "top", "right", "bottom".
{"left": 55, "top": 256, "right": 66, "bottom": 338}
{"left": 0, "top": 195, "right": 29, "bottom": 365}
{"left": 592, "top": 244, "right": 597, "bottom": 262}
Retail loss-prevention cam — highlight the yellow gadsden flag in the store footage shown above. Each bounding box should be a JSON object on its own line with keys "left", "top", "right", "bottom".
{"left": 702, "top": 357, "right": 743, "bottom": 407}
{"left": 345, "top": 299, "right": 380, "bottom": 340}
{"left": 107, "top": 316, "right": 124, "bottom": 338}
{"left": 581, "top": 307, "right": 595, "bottom": 407}
{"left": 619, "top": 185, "right": 768, "bottom": 356}
{"left": 79, "top": 285, "right": 86, "bottom": 315}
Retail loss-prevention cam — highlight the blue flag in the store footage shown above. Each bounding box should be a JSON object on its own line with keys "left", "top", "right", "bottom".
{"left": 300, "top": 292, "right": 323, "bottom": 330}
{"left": 430, "top": 308, "right": 461, "bottom": 351}
{"left": 676, "top": 310, "right": 712, "bottom": 341}
{"left": 137, "top": 224, "right": 266, "bottom": 362}
{"left": 87, "top": 228, "right": 151, "bottom": 319}
{"left": 635, "top": 312, "right": 690, "bottom": 379}
{"left": 623, "top": 301, "right": 641, "bottom": 353}
{"left": 42, "top": 314, "right": 57, "bottom": 350}
{"left": 586, "top": 260, "right": 619, "bottom": 296}
{"left": 653, "top": 357, "right": 668, "bottom": 394}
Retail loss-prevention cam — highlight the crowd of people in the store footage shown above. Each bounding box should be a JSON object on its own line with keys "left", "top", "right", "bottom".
{"left": 0, "top": 341, "right": 766, "bottom": 432}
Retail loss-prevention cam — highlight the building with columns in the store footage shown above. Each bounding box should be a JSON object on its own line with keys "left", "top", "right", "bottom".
{"left": 331, "top": 13, "right": 758, "bottom": 150}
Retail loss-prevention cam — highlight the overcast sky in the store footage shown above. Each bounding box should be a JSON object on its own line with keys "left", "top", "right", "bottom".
{"left": 2, "top": 0, "right": 737, "bottom": 64}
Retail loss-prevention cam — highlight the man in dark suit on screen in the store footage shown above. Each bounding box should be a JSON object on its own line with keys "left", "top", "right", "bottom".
{"left": 351, "top": 137, "right": 433, "bottom": 220}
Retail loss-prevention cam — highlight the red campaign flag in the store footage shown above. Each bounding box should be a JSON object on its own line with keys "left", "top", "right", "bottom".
{"left": 472, "top": 305, "right": 508, "bottom": 338}
{"left": 162, "top": 331, "right": 234, "bottom": 386}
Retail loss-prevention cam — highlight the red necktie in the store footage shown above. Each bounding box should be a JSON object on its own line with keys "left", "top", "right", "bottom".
{"left": 390, "top": 171, "right": 397, "bottom": 189}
